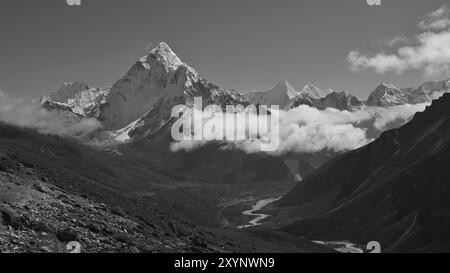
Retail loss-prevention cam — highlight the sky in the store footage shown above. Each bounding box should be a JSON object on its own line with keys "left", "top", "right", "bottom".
{"left": 0, "top": 0, "right": 449, "bottom": 100}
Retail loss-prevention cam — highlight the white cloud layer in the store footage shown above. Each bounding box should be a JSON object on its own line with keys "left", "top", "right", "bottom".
{"left": 0, "top": 90, "right": 102, "bottom": 136}
{"left": 0, "top": 89, "right": 427, "bottom": 155}
{"left": 170, "top": 102, "right": 429, "bottom": 155}
{"left": 348, "top": 5, "right": 450, "bottom": 79}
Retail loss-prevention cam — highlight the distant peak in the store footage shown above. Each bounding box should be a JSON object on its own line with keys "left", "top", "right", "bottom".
{"left": 47, "top": 81, "right": 107, "bottom": 108}
{"left": 304, "top": 82, "right": 319, "bottom": 88}
{"left": 274, "top": 80, "right": 294, "bottom": 89}
{"left": 270, "top": 80, "right": 299, "bottom": 99}
{"left": 378, "top": 83, "right": 398, "bottom": 89}
{"left": 61, "top": 81, "right": 89, "bottom": 89}
{"left": 301, "top": 83, "right": 329, "bottom": 99}
{"left": 141, "top": 41, "right": 184, "bottom": 71}
{"left": 150, "top": 42, "right": 176, "bottom": 55}
{"left": 335, "top": 90, "right": 350, "bottom": 96}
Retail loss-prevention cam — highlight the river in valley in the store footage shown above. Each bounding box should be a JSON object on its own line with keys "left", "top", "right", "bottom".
{"left": 237, "top": 197, "right": 282, "bottom": 229}
{"left": 235, "top": 196, "right": 366, "bottom": 253}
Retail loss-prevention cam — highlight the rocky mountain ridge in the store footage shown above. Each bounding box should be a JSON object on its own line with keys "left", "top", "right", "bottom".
{"left": 246, "top": 80, "right": 450, "bottom": 110}
{"left": 277, "top": 92, "right": 450, "bottom": 252}
{"left": 40, "top": 81, "right": 109, "bottom": 119}
{"left": 39, "top": 42, "right": 450, "bottom": 146}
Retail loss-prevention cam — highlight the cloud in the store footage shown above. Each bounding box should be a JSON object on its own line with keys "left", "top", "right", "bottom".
{"left": 379, "top": 35, "right": 409, "bottom": 48}
{"left": 272, "top": 106, "right": 370, "bottom": 154}
{"left": 348, "top": 50, "right": 407, "bottom": 74}
{"left": 0, "top": 90, "right": 101, "bottom": 136}
{"left": 419, "top": 5, "right": 450, "bottom": 30}
{"left": 170, "top": 102, "right": 428, "bottom": 155}
{"left": 365, "top": 103, "right": 429, "bottom": 131}
{"left": 348, "top": 5, "right": 450, "bottom": 79}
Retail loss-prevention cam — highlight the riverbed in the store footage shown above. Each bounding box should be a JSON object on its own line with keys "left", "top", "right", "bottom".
{"left": 237, "top": 197, "right": 282, "bottom": 229}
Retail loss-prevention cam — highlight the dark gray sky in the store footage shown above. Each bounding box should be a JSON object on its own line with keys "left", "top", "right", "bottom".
{"left": 0, "top": 0, "right": 448, "bottom": 99}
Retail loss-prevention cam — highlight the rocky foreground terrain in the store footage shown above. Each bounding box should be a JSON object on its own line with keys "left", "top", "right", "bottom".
{"left": 0, "top": 124, "right": 333, "bottom": 253}
{"left": 0, "top": 150, "right": 235, "bottom": 253}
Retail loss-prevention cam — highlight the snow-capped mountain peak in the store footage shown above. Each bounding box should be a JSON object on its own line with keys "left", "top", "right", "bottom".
{"left": 380, "top": 82, "right": 398, "bottom": 89}
{"left": 289, "top": 89, "right": 363, "bottom": 111}
{"left": 94, "top": 41, "right": 247, "bottom": 140}
{"left": 300, "top": 83, "right": 329, "bottom": 99}
{"left": 141, "top": 42, "right": 185, "bottom": 72}
{"left": 40, "top": 81, "right": 109, "bottom": 118}
{"left": 96, "top": 42, "right": 204, "bottom": 130}
{"left": 367, "top": 83, "right": 408, "bottom": 107}
{"left": 244, "top": 81, "right": 333, "bottom": 109}
{"left": 243, "top": 80, "right": 300, "bottom": 108}
{"left": 365, "top": 80, "right": 450, "bottom": 107}
{"left": 41, "top": 42, "right": 247, "bottom": 143}
{"left": 273, "top": 80, "right": 299, "bottom": 99}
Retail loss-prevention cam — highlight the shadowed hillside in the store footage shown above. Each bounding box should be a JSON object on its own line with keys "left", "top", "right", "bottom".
{"left": 278, "top": 93, "right": 450, "bottom": 252}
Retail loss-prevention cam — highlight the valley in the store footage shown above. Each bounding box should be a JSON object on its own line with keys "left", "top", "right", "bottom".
{"left": 2, "top": 40, "right": 450, "bottom": 253}
{"left": 0, "top": 123, "right": 334, "bottom": 253}
{"left": 237, "top": 196, "right": 282, "bottom": 229}
{"left": 218, "top": 181, "right": 292, "bottom": 229}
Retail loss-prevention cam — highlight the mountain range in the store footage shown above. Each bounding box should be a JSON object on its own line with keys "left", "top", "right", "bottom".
{"left": 3, "top": 42, "right": 450, "bottom": 253}
{"left": 41, "top": 42, "right": 450, "bottom": 146}
{"left": 37, "top": 41, "right": 450, "bottom": 197}
{"left": 42, "top": 42, "right": 247, "bottom": 144}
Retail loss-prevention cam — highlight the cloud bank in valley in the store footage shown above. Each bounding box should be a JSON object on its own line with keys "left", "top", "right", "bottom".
{"left": 170, "top": 102, "right": 429, "bottom": 155}
{"left": 0, "top": 90, "right": 101, "bottom": 136}
{"left": 347, "top": 5, "right": 450, "bottom": 79}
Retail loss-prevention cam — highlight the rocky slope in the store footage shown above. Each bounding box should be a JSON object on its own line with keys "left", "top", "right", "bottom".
{"left": 0, "top": 123, "right": 336, "bottom": 253}
{"left": 277, "top": 93, "right": 450, "bottom": 252}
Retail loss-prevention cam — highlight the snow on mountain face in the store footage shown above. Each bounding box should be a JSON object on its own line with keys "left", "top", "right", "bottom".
{"left": 96, "top": 42, "right": 213, "bottom": 130}
{"left": 39, "top": 42, "right": 247, "bottom": 143}
{"left": 41, "top": 81, "right": 109, "bottom": 118}
{"left": 289, "top": 90, "right": 362, "bottom": 111}
{"left": 409, "top": 79, "right": 450, "bottom": 104}
{"left": 300, "top": 84, "right": 330, "bottom": 99}
{"left": 289, "top": 80, "right": 450, "bottom": 111}
{"left": 244, "top": 81, "right": 331, "bottom": 109}
{"left": 94, "top": 42, "right": 248, "bottom": 140}
{"left": 38, "top": 40, "right": 450, "bottom": 145}
{"left": 244, "top": 80, "right": 302, "bottom": 108}
{"left": 124, "top": 77, "right": 248, "bottom": 142}
{"left": 367, "top": 80, "right": 450, "bottom": 107}
{"left": 366, "top": 83, "right": 410, "bottom": 107}
{"left": 322, "top": 90, "right": 363, "bottom": 110}
{"left": 41, "top": 100, "right": 84, "bottom": 124}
